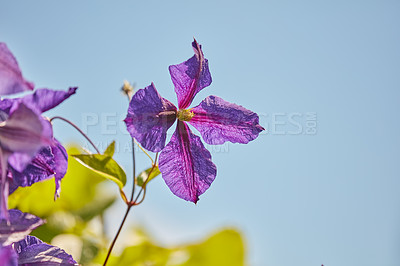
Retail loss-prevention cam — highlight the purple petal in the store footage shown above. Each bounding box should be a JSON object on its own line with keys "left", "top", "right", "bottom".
{"left": 15, "top": 235, "right": 78, "bottom": 265}
{"left": 189, "top": 96, "right": 265, "bottom": 145}
{"left": 0, "top": 87, "right": 77, "bottom": 116}
{"left": 51, "top": 140, "right": 68, "bottom": 199}
{"left": 124, "top": 83, "right": 177, "bottom": 152}
{"left": 169, "top": 39, "right": 212, "bottom": 109}
{"left": 20, "top": 87, "right": 78, "bottom": 113}
{"left": 0, "top": 43, "right": 34, "bottom": 96}
{"left": 0, "top": 103, "right": 53, "bottom": 172}
{"left": 0, "top": 245, "right": 18, "bottom": 266}
{"left": 0, "top": 209, "right": 44, "bottom": 246}
{"left": 9, "top": 139, "right": 68, "bottom": 200}
{"left": 159, "top": 121, "right": 216, "bottom": 203}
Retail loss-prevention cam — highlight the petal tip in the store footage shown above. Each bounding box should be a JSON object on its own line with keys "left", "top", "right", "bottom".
{"left": 68, "top": 86, "right": 78, "bottom": 94}
{"left": 257, "top": 124, "right": 265, "bottom": 132}
{"left": 25, "top": 81, "right": 35, "bottom": 91}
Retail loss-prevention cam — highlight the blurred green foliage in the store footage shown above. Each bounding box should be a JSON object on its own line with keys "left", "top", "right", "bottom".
{"left": 8, "top": 146, "right": 246, "bottom": 265}
{"left": 92, "top": 228, "right": 245, "bottom": 266}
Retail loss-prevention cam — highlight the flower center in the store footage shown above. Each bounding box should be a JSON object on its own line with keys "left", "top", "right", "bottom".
{"left": 177, "top": 109, "right": 195, "bottom": 122}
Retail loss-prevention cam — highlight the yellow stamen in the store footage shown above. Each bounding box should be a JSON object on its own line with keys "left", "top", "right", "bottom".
{"left": 177, "top": 109, "right": 195, "bottom": 122}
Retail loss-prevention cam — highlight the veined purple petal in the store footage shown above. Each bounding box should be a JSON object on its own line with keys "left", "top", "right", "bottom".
{"left": 0, "top": 245, "right": 18, "bottom": 266}
{"left": 9, "top": 139, "right": 68, "bottom": 200}
{"left": 169, "top": 39, "right": 212, "bottom": 109}
{"left": 159, "top": 121, "right": 216, "bottom": 203}
{"left": 124, "top": 83, "right": 177, "bottom": 152}
{"left": 15, "top": 235, "right": 78, "bottom": 265}
{"left": 0, "top": 43, "right": 34, "bottom": 96}
{"left": 189, "top": 96, "right": 265, "bottom": 145}
{"left": 0, "top": 209, "right": 44, "bottom": 246}
{"left": 0, "top": 103, "right": 53, "bottom": 172}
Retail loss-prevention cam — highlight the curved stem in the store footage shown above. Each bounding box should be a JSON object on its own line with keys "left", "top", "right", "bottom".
{"left": 130, "top": 137, "right": 136, "bottom": 202}
{"left": 133, "top": 138, "right": 154, "bottom": 165}
{"left": 133, "top": 153, "right": 158, "bottom": 205}
{"left": 124, "top": 88, "right": 137, "bottom": 203}
{"left": 50, "top": 116, "right": 100, "bottom": 154}
{"left": 119, "top": 189, "right": 128, "bottom": 205}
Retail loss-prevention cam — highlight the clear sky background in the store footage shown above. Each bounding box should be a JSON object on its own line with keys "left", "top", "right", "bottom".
{"left": 1, "top": 1, "right": 400, "bottom": 265}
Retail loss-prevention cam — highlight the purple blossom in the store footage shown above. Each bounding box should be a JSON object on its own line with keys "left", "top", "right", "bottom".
{"left": 1, "top": 87, "right": 76, "bottom": 201}
{"left": 0, "top": 88, "right": 76, "bottom": 202}
{"left": 0, "top": 43, "right": 34, "bottom": 96}
{"left": 125, "top": 40, "right": 264, "bottom": 203}
{"left": 0, "top": 209, "right": 78, "bottom": 265}
{"left": 0, "top": 42, "right": 78, "bottom": 217}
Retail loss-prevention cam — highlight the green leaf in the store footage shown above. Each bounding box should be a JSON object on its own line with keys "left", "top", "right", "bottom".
{"left": 182, "top": 229, "right": 245, "bottom": 266}
{"left": 104, "top": 141, "right": 116, "bottom": 157}
{"left": 72, "top": 154, "right": 126, "bottom": 189}
{"left": 136, "top": 166, "right": 161, "bottom": 187}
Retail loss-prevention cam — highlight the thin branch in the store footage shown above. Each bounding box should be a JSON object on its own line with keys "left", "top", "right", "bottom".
{"left": 102, "top": 205, "right": 132, "bottom": 266}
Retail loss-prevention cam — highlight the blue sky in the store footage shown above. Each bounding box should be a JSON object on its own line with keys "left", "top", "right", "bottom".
{"left": 2, "top": 1, "right": 400, "bottom": 265}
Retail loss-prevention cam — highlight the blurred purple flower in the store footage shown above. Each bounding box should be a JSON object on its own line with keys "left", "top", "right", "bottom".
{"left": 0, "top": 209, "right": 77, "bottom": 265}
{"left": 0, "top": 43, "right": 77, "bottom": 216}
{"left": 0, "top": 87, "right": 77, "bottom": 199}
{"left": 125, "top": 40, "right": 264, "bottom": 203}
{"left": 2, "top": 88, "right": 76, "bottom": 200}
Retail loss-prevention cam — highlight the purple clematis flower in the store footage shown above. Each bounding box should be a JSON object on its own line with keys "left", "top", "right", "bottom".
{"left": 1, "top": 87, "right": 77, "bottom": 201}
{"left": 0, "top": 43, "right": 34, "bottom": 96}
{"left": 0, "top": 209, "right": 78, "bottom": 265}
{"left": 125, "top": 40, "right": 264, "bottom": 203}
{"left": 0, "top": 42, "right": 77, "bottom": 216}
